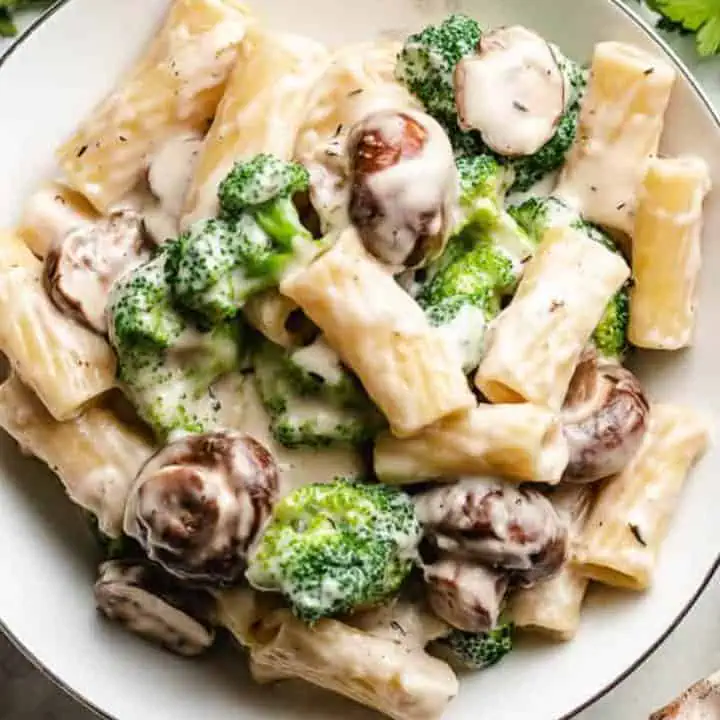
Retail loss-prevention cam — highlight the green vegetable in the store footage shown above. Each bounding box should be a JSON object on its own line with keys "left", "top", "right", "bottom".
{"left": 508, "top": 54, "right": 587, "bottom": 193}
{"left": 246, "top": 479, "right": 421, "bottom": 622}
{"left": 509, "top": 195, "right": 630, "bottom": 359}
{"left": 108, "top": 252, "right": 244, "bottom": 438}
{"left": 254, "top": 339, "right": 385, "bottom": 448}
{"left": 0, "top": 0, "right": 53, "bottom": 37}
{"left": 395, "top": 14, "right": 482, "bottom": 129}
{"left": 455, "top": 154, "right": 515, "bottom": 234}
{"left": 646, "top": 0, "right": 720, "bottom": 56}
{"left": 167, "top": 155, "right": 318, "bottom": 324}
{"left": 436, "top": 623, "right": 514, "bottom": 670}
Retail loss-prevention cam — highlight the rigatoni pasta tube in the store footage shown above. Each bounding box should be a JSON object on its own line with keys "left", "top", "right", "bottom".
{"left": 242, "top": 290, "right": 309, "bottom": 349}
{"left": 281, "top": 229, "right": 474, "bottom": 438}
{"left": 0, "top": 376, "right": 154, "bottom": 537}
{"left": 575, "top": 404, "right": 710, "bottom": 591}
{"left": 18, "top": 183, "right": 97, "bottom": 259}
{"left": 374, "top": 403, "right": 569, "bottom": 485}
{"left": 57, "top": 0, "right": 252, "bottom": 213}
{"left": 556, "top": 42, "right": 675, "bottom": 234}
{"left": 0, "top": 230, "right": 116, "bottom": 420}
{"left": 629, "top": 156, "right": 711, "bottom": 349}
{"left": 508, "top": 486, "right": 594, "bottom": 641}
{"left": 248, "top": 608, "right": 458, "bottom": 720}
{"left": 182, "top": 29, "right": 329, "bottom": 225}
{"left": 475, "top": 226, "right": 630, "bottom": 410}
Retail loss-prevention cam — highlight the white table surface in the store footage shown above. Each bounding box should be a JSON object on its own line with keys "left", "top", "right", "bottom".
{"left": 1, "top": 4, "right": 720, "bottom": 719}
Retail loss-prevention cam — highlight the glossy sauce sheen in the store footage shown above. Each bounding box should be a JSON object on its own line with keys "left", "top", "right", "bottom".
{"left": 350, "top": 109, "right": 456, "bottom": 268}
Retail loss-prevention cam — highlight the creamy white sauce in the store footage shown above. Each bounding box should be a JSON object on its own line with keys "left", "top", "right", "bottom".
{"left": 167, "top": 17, "right": 249, "bottom": 120}
{"left": 456, "top": 26, "right": 565, "bottom": 157}
{"left": 555, "top": 43, "right": 675, "bottom": 233}
{"left": 290, "top": 336, "right": 345, "bottom": 386}
{"left": 230, "top": 378, "right": 363, "bottom": 497}
{"left": 437, "top": 303, "right": 488, "bottom": 373}
{"left": 299, "top": 82, "right": 417, "bottom": 233}
{"left": 144, "top": 132, "right": 203, "bottom": 244}
{"left": 21, "top": 185, "right": 95, "bottom": 259}
{"left": 358, "top": 109, "right": 456, "bottom": 268}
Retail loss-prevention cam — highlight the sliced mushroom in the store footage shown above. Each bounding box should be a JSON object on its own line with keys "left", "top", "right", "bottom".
{"left": 348, "top": 109, "right": 456, "bottom": 270}
{"left": 561, "top": 350, "right": 649, "bottom": 483}
{"left": 455, "top": 26, "right": 565, "bottom": 157}
{"left": 424, "top": 555, "right": 509, "bottom": 633}
{"left": 44, "top": 211, "right": 150, "bottom": 334}
{"left": 94, "top": 559, "right": 216, "bottom": 656}
{"left": 124, "top": 431, "right": 279, "bottom": 587}
{"left": 143, "top": 132, "right": 203, "bottom": 245}
{"left": 414, "top": 478, "right": 567, "bottom": 587}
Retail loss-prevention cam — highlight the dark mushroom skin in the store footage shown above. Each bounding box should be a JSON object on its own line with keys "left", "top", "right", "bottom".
{"left": 561, "top": 350, "right": 650, "bottom": 484}
{"left": 124, "top": 431, "right": 279, "bottom": 587}
{"left": 424, "top": 554, "right": 509, "bottom": 633}
{"left": 414, "top": 478, "right": 567, "bottom": 587}
{"left": 348, "top": 109, "right": 456, "bottom": 270}
{"left": 94, "top": 559, "right": 216, "bottom": 656}
{"left": 44, "top": 211, "right": 150, "bottom": 335}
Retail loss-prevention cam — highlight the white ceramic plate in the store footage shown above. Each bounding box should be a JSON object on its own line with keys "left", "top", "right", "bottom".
{"left": 1, "top": 1, "right": 719, "bottom": 718}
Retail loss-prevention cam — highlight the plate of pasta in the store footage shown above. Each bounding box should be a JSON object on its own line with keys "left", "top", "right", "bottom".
{"left": 0, "top": 0, "right": 719, "bottom": 718}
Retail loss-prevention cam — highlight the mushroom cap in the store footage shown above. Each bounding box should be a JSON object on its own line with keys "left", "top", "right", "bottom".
{"left": 455, "top": 26, "right": 565, "bottom": 157}
{"left": 124, "top": 431, "right": 279, "bottom": 587}
{"left": 414, "top": 477, "right": 568, "bottom": 587}
{"left": 44, "top": 211, "right": 150, "bottom": 334}
{"left": 561, "top": 351, "right": 649, "bottom": 483}
{"left": 348, "top": 108, "right": 456, "bottom": 270}
{"left": 424, "top": 555, "right": 508, "bottom": 633}
{"left": 94, "top": 559, "right": 216, "bottom": 656}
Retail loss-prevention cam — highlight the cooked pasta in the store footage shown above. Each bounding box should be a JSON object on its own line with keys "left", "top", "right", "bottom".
{"left": 182, "top": 28, "right": 329, "bottom": 225}
{"left": 248, "top": 607, "right": 458, "bottom": 720}
{"left": 575, "top": 404, "right": 711, "bottom": 590}
{"left": 475, "top": 225, "right": 630, "bottom": 410}
{"left": 629, "top": 156, "right": 711, "bottom": 349}
{"left": 19, "top": 183, "right": 98, "bottom": 259}
{"left": 57, "top": 0, "right": 253, "bottom": 213}
{"left": 282, "top": 228, "right": 475, "bottom": 437}
{"left": 0, "top": 230, "right": 116, "bottom": 420}
{"left": 0, "top": 375, "right": 154, "bottom": 537}
{"left": 1, "top": 6, "right": 715, "bottom": 718}
{"left": 556, "top": 42, "right": 676, "bottom": 234}
{"left": 374, "top": 403, "right": 569, "bottom": 485}
{"left": 508, "top": 486, "right": 594, "bottom": 640}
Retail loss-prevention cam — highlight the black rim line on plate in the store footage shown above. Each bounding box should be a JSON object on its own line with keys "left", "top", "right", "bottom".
{"left": 0, "top": 1, "right": 719, "bottom": 719}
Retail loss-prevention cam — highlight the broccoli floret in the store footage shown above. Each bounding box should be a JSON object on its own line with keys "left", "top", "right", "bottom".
{"left": 246, "top": 479, "right": 421, "bottom": 622}
{"left": 108, "top": 255, "right": 244, "bottom": 438}
{"left": 254, "top": 340, "right": 385, "bottom": 448}
{"left": 395, "top": 14, "right": 482, "bottom": 127}
{"left": 507, "top": 195, "right": 578, "bottom": 244}
{"left": 508, "top": 54, "right": 587, "bottom": 193}
{"left": 435, "top": 623, "right": 514, "bottom": 670}
{"left": 0, "top": 1, "right": 54, "bottom": 37}
{"left": 165, "top": 216, "right": 279, "bottom": 323}
{"left": 167, "top": 156, "right": 318, "bottom": 324}
{"left": 508, "top": 195, "right": 630, "bottom": 359}
{"left": 417, "top": 237, "right": 510, "bottom": 372}
{"left": 218, "top": 154, "right": 311, "bottom": 248}
{"left": 109, "top": 253, "right": 185, "bottom": 351}
{"left": 455, "top": 155, "right": 514, "bottom": 234}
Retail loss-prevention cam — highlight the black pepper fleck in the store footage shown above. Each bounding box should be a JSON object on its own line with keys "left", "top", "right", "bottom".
{"left": 76, "top": 145, "right": 89, "bottom": 158}
{"left": 629, "top": 523, "right": 647, "bottom": 547}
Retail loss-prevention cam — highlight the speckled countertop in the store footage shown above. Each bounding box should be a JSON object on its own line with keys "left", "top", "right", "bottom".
{"left": 2, "top": 4, "right": 720, "bottom": 719}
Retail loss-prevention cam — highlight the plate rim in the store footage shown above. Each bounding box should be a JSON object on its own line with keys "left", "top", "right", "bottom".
{"left": 0, "top": 1, "right": 718, "bottom": 719}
